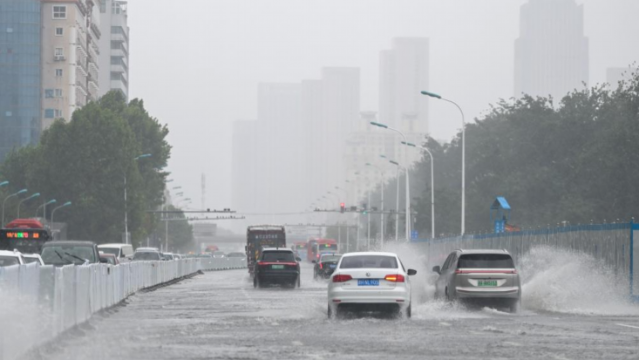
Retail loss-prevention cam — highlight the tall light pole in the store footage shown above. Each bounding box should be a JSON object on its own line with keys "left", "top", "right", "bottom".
{"left": 17, "top": 192, "right": 40, "bottom": 218}
{"left": 421, "top": 91, "right": 466, "bottom": 235}
{"left": 2, "top": 189, "right": 27, "bottom": 227}
{"left": 36, "top": 199, "right": 57, "bottom": 218}
{"left": 51, "top": 201, "right": 72, "bottom": 224}
{"left": 371, "top": 122, "right": 411, "bottom": 241}
{"left": 125, "top": 153, "right": 152, "bottom": 244}
{"left": 403, "top": 141, "right": 435, "bottom": 239}
{"left": 366, "top": 162, "right": 385, "bottom": 248}
{"left": 389, "top": 161, "right": 401, "bottom": 242}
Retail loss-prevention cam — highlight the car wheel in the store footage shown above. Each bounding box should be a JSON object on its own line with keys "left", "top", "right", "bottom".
{"left": 327, "top": 305, "right": 332, "bottom": 319}
{"left": 406, "top": 304, "right": 412, "bottom": 319}
{"left": 445, "top": 287, "right": 451, "bottom": 302}
{"left": 296, "top": 276, "right": 301, "bottom": 288}
{"left": 253, "top": 276, "right": 257, "bottom": 288}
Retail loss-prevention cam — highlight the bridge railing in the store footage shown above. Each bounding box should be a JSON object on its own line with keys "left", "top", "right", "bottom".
{"left": 411, "top": 222, "right": 638, "bottom": 301}
{"left": 0, "top": 257, "right": 246, "bottom": 360}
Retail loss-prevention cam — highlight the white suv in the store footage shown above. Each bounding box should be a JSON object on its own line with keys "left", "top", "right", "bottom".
{"left": 327, "top": 252, "right": 417, "bottom": 319}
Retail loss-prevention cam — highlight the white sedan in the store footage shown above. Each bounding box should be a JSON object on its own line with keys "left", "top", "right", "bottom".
{"left": 327, "top": 252, "right": 417, "bottom": 319}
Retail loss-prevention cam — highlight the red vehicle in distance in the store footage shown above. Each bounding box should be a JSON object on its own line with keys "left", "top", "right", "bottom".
{"left": 307, "top": 238, "right": 337, "bottom": 263}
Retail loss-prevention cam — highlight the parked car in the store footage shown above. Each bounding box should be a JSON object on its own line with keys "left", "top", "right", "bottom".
{"left": 314, "top": 253, "right": 341, "bottom": 280}
{"left": 41, "top": 241, "right": 101, "bottom": 266}
{"left": 432, "top": 249, "right": 521, "bottom": 313}
{"left": 253, "top": 248, "right": 301, "bottom": 288}
{"left": 226, "top": 252, "right": 246, "bottom": 262}
{"left": 98, "top": 243, "right": 134, "bottom": 261}
{"left": 132, "top": 247, "right": 163, "bottom": 261}
{"left": 99, "top": 252, "right": 119, "bottom": 265}
{"left": 162, "top": 252, "right": 175, "bottom": 260}
{"left": 21, "top": 253, "right": 44, "bottom": 265}
{"left": 211, "top": 251, "right": 226, "bottom": 259}
{"left": 327, "top": 252, "right": 417, "bottom": 319}
{"left": 0, "top": 250, "right": 24, "bottom": 267}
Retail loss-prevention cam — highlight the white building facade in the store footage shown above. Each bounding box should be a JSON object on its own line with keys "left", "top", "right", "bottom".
{"left": 98, "top": 0, "right": 129, "bottom": 99}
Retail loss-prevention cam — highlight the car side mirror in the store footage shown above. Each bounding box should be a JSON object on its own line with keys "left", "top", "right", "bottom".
{"left": 407, "top": 269, "right": 417, "bottom": 276}
{"left": 296, "top": 257, "right": 302, "bottom": 262}
{"left": 311, "top": 260, "right": 316, "bottom": 264}
{"left": 432, "top": 266, "right": 441, "bottom": 274}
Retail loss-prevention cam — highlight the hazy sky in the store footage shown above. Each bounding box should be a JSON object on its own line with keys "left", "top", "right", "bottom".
{"left": 127, "top": 0, "right": 639, "bottom": 215}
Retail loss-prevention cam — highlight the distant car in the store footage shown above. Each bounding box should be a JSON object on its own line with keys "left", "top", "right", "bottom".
{"left": 41, "top": 241, "right": 101, "bottom": 266}
{"left": 226, "top": 252, "right": 246, "bottom": 261}
{"left": 162, "top": 252, "right": 175, "bottom": 260}
{"left": 98, "top": 243, "right": 134, "bottom": 261}
{"left": 99, "top": 252, "right": 119, "bottom": 265}
{"left": 432, "top": 249, "right": 521, "bottom": 313}
{"left": 22, "top": 253, "right": 44, "bottom": 265}
{"left": 314, "top": 253, "right": 341, "bottom": 280}
{"left": 253, "top": 248, "right": 301, "bottom": 288}
{"left": 211, "top": 251, "right": 226, "bottom": 259}
{"left": 0, "top": 250, "right": 24, "bottom": 267}
{"left": 327, "top": 252, "right": 416, "bottom": 319}
{"left": 132, "top": 247, "right": 162, "bottom": 261}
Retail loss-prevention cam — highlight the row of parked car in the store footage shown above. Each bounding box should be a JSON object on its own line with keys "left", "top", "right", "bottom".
{"left": 0, "top": 241, "right": 185, "bottom": 268}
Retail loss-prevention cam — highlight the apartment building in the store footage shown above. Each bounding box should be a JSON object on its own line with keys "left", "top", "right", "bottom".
{"left": 98, "top": 0, "right": 129, "bottom": 99}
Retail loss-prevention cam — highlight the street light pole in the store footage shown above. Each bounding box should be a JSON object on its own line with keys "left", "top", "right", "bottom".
{"left": 421, "top": 91, "right": 466, "bottom": 235}
{"left": 17, "top": 193, "right": 40, "bottom": 218}
{"left": 403, "top": 141, "right": 435, "bottom": 239}
{"left": 36, "top": 199, "right": 57, "bottom": 219}
{"left": 366, "top": 162, "right": 385, "bottom": 249}
{"left": 2, "top": 189, "right": 27, "bottom": 227}
{"left": 50, "top": 201, "right": 72, "bottom": 224}
{"left": 371, "top": 122, "right": 411, "bottom": 241}
{"left": 389, "top": 161, "right": 401, "bottom": 242}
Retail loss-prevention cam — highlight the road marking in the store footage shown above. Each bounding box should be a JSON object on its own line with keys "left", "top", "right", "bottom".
{"left": 616, "top": 323, "right": 639, "bottom": 330}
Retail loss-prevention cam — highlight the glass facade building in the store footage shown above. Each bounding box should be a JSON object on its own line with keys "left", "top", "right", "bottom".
{"left": 0, "top": 0, "right": 42, "bottom": 162}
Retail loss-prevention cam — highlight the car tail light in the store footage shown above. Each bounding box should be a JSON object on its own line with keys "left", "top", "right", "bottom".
{"left": 384, "top": 274, "right": 405, "bottom": 282}
{"left": 258, "top": 262, "right": 267, "bottom": 266}
{"left": 332, "top": 274, "right": 352, "bottom": 282}
{"left": 319, "top": 263, "right": 323, "bottom": 269}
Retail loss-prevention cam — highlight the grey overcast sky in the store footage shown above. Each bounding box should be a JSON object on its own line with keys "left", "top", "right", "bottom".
{"left": 127, "top": 0, "right": 639, "bottom": 214}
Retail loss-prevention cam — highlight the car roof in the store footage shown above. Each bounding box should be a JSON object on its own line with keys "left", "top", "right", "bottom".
{"left": 0, "top": 250, "right": 22, "bottom": 257}
{"left": 98, "top": 243, "right": 132, "bottom": 248}
{"left": 43, "top": 240, "right": 96, "bottom": 246}
{"left": 455, "top": 249, "right": 511, "bottom": 255}
{"left": 135, "top": 247, "right": 160, "bottom": 252}
{"left": 341, "top": 252, "right": 398, "bottom": 257}
{"left": 262, "top": 247, "right": 293, "bottom": 252}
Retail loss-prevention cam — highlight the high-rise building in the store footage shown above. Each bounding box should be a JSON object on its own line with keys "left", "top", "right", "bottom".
{"left": 379, "top": 38, "right": 429, "bottom": 134}
{"left": 514, "top": 0, "right": 589, "bottom": 100}
{"left": 98, "top": 0, "right": 129, "bottom": 99}
{"left": 41, "top": 0, "right": 101, "bottom": 130}
{"left": 0, "top": 0, "right": 43, "bottom": 161}
{"left": 0, "top": 0, "right": 102, "bottom": 162}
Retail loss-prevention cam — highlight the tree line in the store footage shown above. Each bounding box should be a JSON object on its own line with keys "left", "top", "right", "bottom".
{"left": 370, "top": 69, "right": 639, "bottom": 238}
{"left": 0, "top": 91, "right": 193, "bottom": 250}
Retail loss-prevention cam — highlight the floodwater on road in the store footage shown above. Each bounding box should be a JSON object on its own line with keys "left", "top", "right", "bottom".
{"left": 31, "top": 260, "right": 639, "bottom": 360}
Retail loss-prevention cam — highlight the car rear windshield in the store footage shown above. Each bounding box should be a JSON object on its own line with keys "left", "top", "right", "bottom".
{"left": 457, "top": 254, "right": 514, "bottom": 268}
{"left": 99, "top": 248, "right": 120, "bottom": 257}
{"left": 262, "top": 251, "right": 295, "bottom": 262}
{"left": 321, "top": 255, "right": 340, "bottom": 263}
{"left": 340, "top": 255, "right": 398, "bottom": 269}
{"left": 41, "top": 245, "right": 96, "bottom": 265}
{"left": 0, "top": 256, "right": 20, "bottom": 267}
{"left": 23, "top": 257, "right": 40, "bottom": 264}
{"left": 133, "top": 251, "right": 161, "bottom": 260}
{"left": 227, "top": 253, "right": 244, "bottom": 257}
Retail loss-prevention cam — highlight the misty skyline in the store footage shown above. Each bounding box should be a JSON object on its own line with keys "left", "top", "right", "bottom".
{"left": 126, "top": 0, "right": 639, "bottom": 222}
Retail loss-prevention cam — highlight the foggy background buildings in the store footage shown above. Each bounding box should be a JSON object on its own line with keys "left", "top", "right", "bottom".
{"left": 2, "top": 0, "right": 638, "bottom": 235}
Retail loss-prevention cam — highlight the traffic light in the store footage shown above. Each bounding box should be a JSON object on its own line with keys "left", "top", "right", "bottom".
{"left": 340, "top": 203, "right": 345, "bottom": 213}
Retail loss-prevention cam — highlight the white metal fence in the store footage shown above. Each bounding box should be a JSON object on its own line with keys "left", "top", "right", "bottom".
{"left": 0, "top": 257, "right": 246, "bottom": 360}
